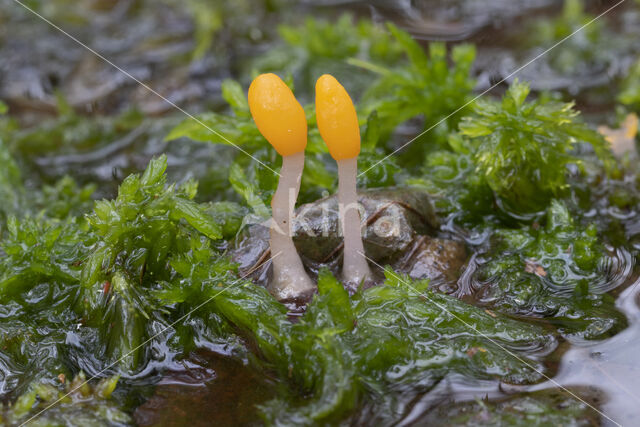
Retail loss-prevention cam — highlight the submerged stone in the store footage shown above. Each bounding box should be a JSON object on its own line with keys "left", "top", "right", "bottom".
{"left": 231, "top": 188, "right": 467, "bottom": 299}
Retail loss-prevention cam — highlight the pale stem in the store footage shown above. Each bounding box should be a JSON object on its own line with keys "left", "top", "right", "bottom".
{"left": 337, "top": 157, "right": 371, "bottom": 284}
{"left": 269, "top": 151, "right": 315, "bottom": 300}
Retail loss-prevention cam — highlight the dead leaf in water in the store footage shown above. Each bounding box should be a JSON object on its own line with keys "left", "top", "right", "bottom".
{"left": 525, "top": 260, "right": 547, "bottom": 277}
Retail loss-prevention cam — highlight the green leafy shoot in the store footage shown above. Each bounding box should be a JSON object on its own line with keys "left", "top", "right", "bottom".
{"left": 618, "top": 57, "right": 640, "bottom": 112}
{"left": 79, "top": 155, "right": 226, "bottom": 371}
{"left": 526, "top": 0, "right": 606, "bottom": 74}
{"left": 459, "top": 79, "right": 614, "bottom": 215}
{"left": 531, "top": 0, "right": 601, "bottom": 46}
{"left": 2, "top": 373, "right": 130, "bottom": 426}
{"left": 354, "top": 23, "right": 476, "bottom": 163}
{"left": 0, "top": 138, "right": 25, "bottom": 223}
{"left": 165, "top": 80, "right": 256, "bottom": 146}
{"left": 0, "top": 216, "right": 87, "bottom": 296}
{"left": 10, "top": 108, "right": 145, "bottom": 156}
{"left": 36, "top": 176, "right": 96, "bottom": 219}
{"left": 186, "top": 0, "right": 223, "bottom": 60}
{"left": 252, "top": 15, "right": 404, "bottom": 97}
{"left": 278, "top": 15, "right": 402, "bottom": 63}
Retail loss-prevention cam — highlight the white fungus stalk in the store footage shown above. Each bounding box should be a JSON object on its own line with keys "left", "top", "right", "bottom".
{"left": 269, "top": 151, "right": 315, "bottom": 300}
{"left": 316, "top": 74, "right": 371, "bottom": 285}
{"left": 248, "top": 73, "right": 315, "bottom": 300}
{"left": 337, "top": 156, "right": 370, "bottom": 283}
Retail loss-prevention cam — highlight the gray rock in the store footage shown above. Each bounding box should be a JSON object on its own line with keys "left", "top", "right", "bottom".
{"left": 231, "top": 188, "right": 467, "bottom": 298}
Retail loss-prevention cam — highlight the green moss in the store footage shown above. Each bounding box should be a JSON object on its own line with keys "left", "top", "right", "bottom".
{"left": 36, "top": 177, "right": 97, "bottom": 219}
{"left": 252, "top": 15, "right": 404, "bottom": 96}
{"left": 0, "top": 147, "right": 619, "bottom": 424}
{"left": 476, "top": 200, "right": 626, "bottom": 340}
{"left": 526, "top": 0, "right": 607, "bottom": 75}
{"left": 10, "top": 108, "right": 144, "bottom": 157}
{"left": 166, "top": 251, "right": 553, "bottom": 424}
{"left": 355, "top": 24, "right": 476, "bottom": 163}
{"left": 411, "top": 80, "right": 614, "bottom": 222}
{"left": 619, "top": 57, "right": 640, "bottom": 112}
{"left": 2, "top": 373, "right": 130, "bottom": 426}
{"left": 278, "top": 15, "right": 394, "bottom": 63}
{"left": 0, "top": 216, "right": 88, "bottom": 296}
{"left": 459, "top": 80, "right": 613, "bottom": 215}
{"left": 0, "top": 138, "right": 25, "bottom": 223}
{"left": 422, "top": 389, "right": 599, "bottom": 426}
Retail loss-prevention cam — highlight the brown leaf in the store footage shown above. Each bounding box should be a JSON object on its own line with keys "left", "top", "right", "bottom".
{"left": 525, "top": 260, "right": 547, "bottom": 277}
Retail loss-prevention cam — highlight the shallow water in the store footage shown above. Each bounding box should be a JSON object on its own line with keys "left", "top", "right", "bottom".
{"left": 531, "top": 279, "right": 640, "bottom": 426}
{"left": 133, "top": 351, "right": 275, "bottom": 426}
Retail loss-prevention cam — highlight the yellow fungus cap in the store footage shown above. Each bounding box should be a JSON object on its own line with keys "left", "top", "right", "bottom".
{"left": 315, "top": 74, "right": 360, "bottom": 160}
{"left": 248, "top": 73, "right": 307, "bottom": 157}
{"left": 624, "top": 113, "right": 638, "bottom": 139}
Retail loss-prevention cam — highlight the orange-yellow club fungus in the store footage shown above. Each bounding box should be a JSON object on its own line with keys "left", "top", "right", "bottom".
{"left": 315, "top": 74, "right": 371, "bottom": 285}
{"left": 248, "top": 73, "right": 315, "bottom": 301}
{"left": 598, "top": 113, "right": 639, "bottom": 157}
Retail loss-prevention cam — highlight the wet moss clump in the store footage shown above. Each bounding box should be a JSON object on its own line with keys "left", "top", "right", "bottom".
{"left": 0, "top": 152, "right": 556, "bottom": 424}
{"left": 475, "top": 200, "right": 627, "bottom": 340}
{"left": 166, "top": 258, "right": 554, "bottom": 424}
{"left": 1, "top": 373, "right": 129, "bottom": 426}
{"left": 619, "top": 57, "right": 640, "bottom": 113}
{"left": 422, "top": 389, "right": 600, "bottom": 426}
{"left": 411, "top": 80, "right": 614, "bottom": 220}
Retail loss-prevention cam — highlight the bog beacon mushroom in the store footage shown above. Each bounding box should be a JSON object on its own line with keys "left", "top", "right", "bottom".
{"left": 248, "top": 73, "right": 315, "bottom": 301}
{"left": 315, "top": 74, "right": 372, "bottom": 285}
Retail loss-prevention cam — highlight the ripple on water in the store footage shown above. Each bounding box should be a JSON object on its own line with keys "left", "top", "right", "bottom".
{"left": 528, "top": 281, "right": 640, "bottom": 426}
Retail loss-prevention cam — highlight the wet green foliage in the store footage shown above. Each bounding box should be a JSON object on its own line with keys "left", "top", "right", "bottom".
{"left": 161, "top": 254, "right": 552, "bottom": 424}
{"left": 422, "top": 389, "right": 599, "bottom": 426}
{"left": 528, "top": 0, "right": 603, "bottom": 71}
{"left": 35, "top": 177, "right": 96, "bottom": 220}
{"left": 0, "top": 138, "right": 96, "bottom": 225}
{"left": 619, "top": 57, "right": 640, "bottom": 112}
{"left": 0, "top": 139, "right": 24, "bottom": 222}
{"left": 0, "top": 154, "right": 239, "bottom": 392}
{"left": 79, "top": 155, "right": 229, "bottom": 372}
{"left": 2, "top": 373, "right": 130, "bottom": 426}
{"left": 0, "top": 148, "right": 91, "bottom": 393}
{"left": 253, "top": 15, "right": 404, "bottom": 98}
{"left": 477, "top": 200, "right": 626, "bottom": 340}
{"left": 355, "top": 24, "right": 476, "bottom": 160}
{"left": 0, "top": 132, "right": 619, "bottom": 424}
{"left": 0, "top": 216, "right": 87, "bottom": 296}
{"left": 411, "top": 80, "right": 614, "bottom": 220}
{"left": 460, "top": 80, "right": 613, "bottom": 214}
{"left": 258, "top": 269, "right": 549, "bottom": 424}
